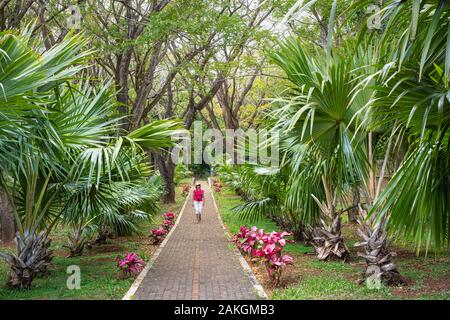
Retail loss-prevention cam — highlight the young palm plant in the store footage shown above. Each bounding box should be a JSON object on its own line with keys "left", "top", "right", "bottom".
{"left": 220, "top": 162, "right": 313, "bottom": 241}
{"left": 62, "top": 176, "right": 162, "bottom": 256}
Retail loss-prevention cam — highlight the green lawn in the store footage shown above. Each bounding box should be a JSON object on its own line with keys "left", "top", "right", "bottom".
{"left": 0, "top": 252, "right": 134, "bottom": 300}
{"left": 0, "top": 178, "right": 190, "bottom": 300}
{"left": 214, "top": 186, "right": 450, "bottom": 300}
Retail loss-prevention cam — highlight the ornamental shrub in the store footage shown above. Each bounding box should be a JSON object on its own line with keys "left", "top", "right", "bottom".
{"left": 233, "top": 226, "right": 294, "bottom": 285}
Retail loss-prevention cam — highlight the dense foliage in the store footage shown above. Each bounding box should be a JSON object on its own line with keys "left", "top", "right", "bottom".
{"left": 220, "top": 0, "right": 449, "bottom": 287}
{"left": 0, "top": 29, "right": 181, "bottom": 288}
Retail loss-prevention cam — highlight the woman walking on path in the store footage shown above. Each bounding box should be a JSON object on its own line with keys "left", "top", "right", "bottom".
{"left": 192, "top": 183, "right": 204, "bottom": 223}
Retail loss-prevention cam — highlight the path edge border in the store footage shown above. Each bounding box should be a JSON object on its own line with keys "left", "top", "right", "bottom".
{"left": 122, "top": 177, "right": 194, "bottom": 300}
{"left": 209, "top": 184, "right": 268, "bottom": 300}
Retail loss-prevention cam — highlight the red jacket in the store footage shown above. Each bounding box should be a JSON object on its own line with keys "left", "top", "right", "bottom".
{"left": 193, "top": 189, "right": 204, "bottom": 202}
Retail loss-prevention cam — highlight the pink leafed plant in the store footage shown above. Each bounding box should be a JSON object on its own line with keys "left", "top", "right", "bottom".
{"left": 149, "top": 211, "right": 176, "bottom": 244}
{"left": 162, "top": 219, "right": 174, "bottom": 230}
{"left": 149, "top": 226, "right": 167, "bottom": 244}
{"left": 117, "top": 253, "right": 144, "bottom": 278}
{"left": 232, "top": 226, "right": 294, "bottom": 286}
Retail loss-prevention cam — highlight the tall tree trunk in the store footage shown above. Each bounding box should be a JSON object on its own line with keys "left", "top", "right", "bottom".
{"left": 0, "top": 5, "right": 5, "bottom": 31}
{"left": 0, "top": 187, "right": 15, "bottom": 242}
{"left": 155, "top": 152, "right": 176, "bottom": 203}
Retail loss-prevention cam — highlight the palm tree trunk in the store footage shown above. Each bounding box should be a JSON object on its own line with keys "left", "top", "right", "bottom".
{"left": 356, "top": 207, "right": 405, "bottom": 286}
{"left": 311, "top": 176, "right": 350, "bottom": 261}
{"left": 356, "top": 127, "right": 405, "bottom": 286}
{"left": 348, "top": 187, "right": 359, "bottom": 223}
{"left": 0, "top": 231, "right": 53, "bottom": 289}
{"left": 368, "top": 132, "right": 376, "bottom": 199}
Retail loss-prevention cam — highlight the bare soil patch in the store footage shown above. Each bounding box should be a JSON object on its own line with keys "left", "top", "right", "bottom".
{"left": 392, "top": 275, "right": 450, "bottom": 298}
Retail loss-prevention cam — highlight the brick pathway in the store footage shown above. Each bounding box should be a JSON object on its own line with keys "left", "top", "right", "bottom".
{"left": 134, "top": 181, "right": 259, "bottom": 300}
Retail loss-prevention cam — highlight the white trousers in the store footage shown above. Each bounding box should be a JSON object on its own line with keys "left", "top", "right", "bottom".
{"left": 194, "top": 201, "right": 203, "bottom": 214}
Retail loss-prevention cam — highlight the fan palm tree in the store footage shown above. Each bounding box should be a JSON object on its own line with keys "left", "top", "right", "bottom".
{"left": 268, "top": 38, "right": 370, "bottom": 260}
{"left": 0, "top": 31, "right": 182, "bottom": 288}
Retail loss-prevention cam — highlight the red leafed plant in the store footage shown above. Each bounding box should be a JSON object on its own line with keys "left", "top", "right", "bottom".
{"left": 163, "top": 211, "right": 176, "bottom": 221}
{"left": 117, "top": 253, "right": 144, "bottom": 278}
{"left": 233, "top": 226, "right": 294, "bottom": 286}
{"left": 149, "top": 226, "right": 167, "bottom": 244}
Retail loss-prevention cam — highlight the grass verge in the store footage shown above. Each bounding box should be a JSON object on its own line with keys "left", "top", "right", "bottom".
{"left": 214, "top": 186, "right": 450, "bottom": 300}
{"left": 0, "top": 178, "right": 190, "bottom": 300}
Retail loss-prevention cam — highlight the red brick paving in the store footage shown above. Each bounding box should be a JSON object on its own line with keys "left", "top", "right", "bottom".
{"left": 134, "top": 181, "right": 258, "bottom": 300}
